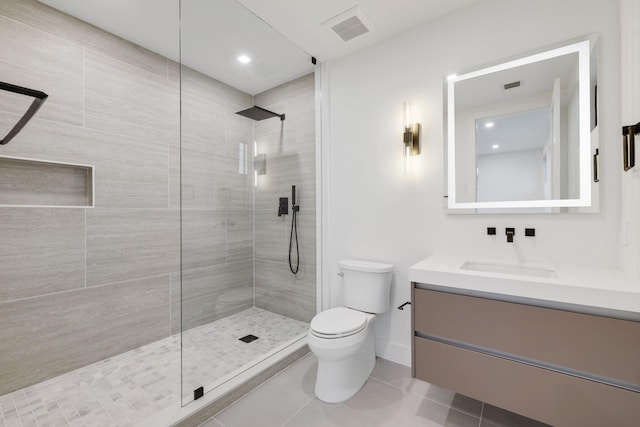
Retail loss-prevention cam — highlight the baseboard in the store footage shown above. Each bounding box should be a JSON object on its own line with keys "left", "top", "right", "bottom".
{"left": 375, "top": 338, "right": 411, "bottom": 367}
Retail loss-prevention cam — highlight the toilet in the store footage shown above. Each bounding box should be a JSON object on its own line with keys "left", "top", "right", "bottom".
{"left": 307, "top": 259, "right": 394, "bottom": 403}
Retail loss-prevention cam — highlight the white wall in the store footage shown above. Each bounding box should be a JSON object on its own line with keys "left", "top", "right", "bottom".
{"left": 477, "top": 149, "right": 545, "bottom": 202}
{"left": 620, "top": 0, "right": 640, "bottom": 280}
{"left": 323, "top": 0, "right": 623, "bottom": 366}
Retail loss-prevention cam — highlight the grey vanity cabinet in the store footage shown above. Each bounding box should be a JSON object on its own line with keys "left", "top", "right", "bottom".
{"left": 411, "top": 286, "right": 640, "bottom": 427}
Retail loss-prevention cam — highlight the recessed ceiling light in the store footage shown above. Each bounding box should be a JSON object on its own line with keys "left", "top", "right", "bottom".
{"left": 485, "top": 122, "right": 494, "bottom": 128}
{"left": 238, "top": 55, "right": 251, "bottom": 64}
{"left": 492, "top": 144, "right": 500, "bottom": 149}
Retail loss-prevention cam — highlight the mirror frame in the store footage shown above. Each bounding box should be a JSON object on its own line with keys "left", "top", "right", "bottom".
{"left": 446, "top": 40, "right": 592, "bottom": 210}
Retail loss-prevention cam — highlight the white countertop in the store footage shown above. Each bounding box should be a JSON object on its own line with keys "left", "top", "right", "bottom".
{"left": 409, "top": 253, "right": 640, "bottom": 320}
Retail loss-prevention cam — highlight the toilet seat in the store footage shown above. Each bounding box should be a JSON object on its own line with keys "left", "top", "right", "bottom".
{"left": 310, "top": 307, "right": 368, "bottom": 339}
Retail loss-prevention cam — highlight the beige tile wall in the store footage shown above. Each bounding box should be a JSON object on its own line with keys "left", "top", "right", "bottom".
{"left": 254, "top": 74, "right": 317, "bottom": 323}
{"left": 0, "top": 0, "right": 316, "bottom": 396}
{"left": 0, "top": 0, "right": 182, "bottom": 396}
{"left": 178, "top": 65, "right": 255, "bottom": 333}
{"left": 0, "top": 0, "right": 257, "bottom": 395}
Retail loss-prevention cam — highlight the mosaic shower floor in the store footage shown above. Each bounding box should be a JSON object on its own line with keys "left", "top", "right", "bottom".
{"left": 0, "top": 308, "right": 309, "bottom": 427}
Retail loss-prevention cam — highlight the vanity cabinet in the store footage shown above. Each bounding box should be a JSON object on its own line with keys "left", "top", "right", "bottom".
{"left": 411, "top": 286, "right": 640, "bottom": 427}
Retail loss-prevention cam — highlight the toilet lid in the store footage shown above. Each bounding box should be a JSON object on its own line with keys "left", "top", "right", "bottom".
{"left": 310, "top": 307, "right": 368, "bottom": 337}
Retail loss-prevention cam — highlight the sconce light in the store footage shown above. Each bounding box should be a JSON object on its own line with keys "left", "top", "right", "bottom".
{"left": 403, "top": 101, "right": 420, "bottom": 174}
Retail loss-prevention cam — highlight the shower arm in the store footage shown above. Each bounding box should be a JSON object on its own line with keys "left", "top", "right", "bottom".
{"left": 0, "top": 81, "right": 48, "bottom": 145}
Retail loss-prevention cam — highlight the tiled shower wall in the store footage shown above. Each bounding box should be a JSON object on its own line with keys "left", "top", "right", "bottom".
{"left": 178, "top": 64, "right": 255, "bottom": 332}
{"left": 0, "top": 0, "right": 255, "bottom": 396}
{"left": 254, "top": 74, "right": 317, "bottom": 323}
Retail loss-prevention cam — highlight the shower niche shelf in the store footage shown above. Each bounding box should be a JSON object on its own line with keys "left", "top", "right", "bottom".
{"left": 0, "top": 155, "right": 94, "bottom": 208}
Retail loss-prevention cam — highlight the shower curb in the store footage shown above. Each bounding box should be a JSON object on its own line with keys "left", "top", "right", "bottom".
{"left": 172, "top": 345, "right": 310, "bottom": 427}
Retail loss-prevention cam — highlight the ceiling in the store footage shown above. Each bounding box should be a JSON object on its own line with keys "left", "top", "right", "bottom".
{"left": 476, "top": 108, "right": 551, "bottom": 156}
{"left": 455, "top": 51, "right": 578, "bottom": 155}
{"left": 235, "top": 0, "right": 478, "bottom": 62}
{"left": 37, "top": 0, "right": 477, "bottom": 94}
{"left": 455, "top": 52, "right": 579, "bottom": 111}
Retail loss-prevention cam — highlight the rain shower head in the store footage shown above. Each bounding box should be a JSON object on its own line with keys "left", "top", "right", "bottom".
{"left": 235, "top": 106, "right": 285, "bottom": 121}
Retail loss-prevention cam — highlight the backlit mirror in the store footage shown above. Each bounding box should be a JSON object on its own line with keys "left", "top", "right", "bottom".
{"left": 446, "top": 38, "right": 598, "bottom": 212}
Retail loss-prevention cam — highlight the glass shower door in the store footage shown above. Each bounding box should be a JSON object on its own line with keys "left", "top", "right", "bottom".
{"left": 179, "top": 0, "right": 316, "bottom": 406}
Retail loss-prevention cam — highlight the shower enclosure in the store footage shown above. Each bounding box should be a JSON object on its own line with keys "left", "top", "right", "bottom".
{"left": 0, "top": 0, "right": 318, "bottom": 424}
{"left": 178, "top": 0, "right": 318, "bottom": 405}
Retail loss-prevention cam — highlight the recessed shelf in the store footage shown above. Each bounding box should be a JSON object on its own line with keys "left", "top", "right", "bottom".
{"left": 0, "top": 156, "right": 94, "bottom": 208}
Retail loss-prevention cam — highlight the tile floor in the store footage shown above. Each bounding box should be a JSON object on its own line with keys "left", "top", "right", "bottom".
{"left": 0, "top": 308, "right": 308, "bottom": 427}
{"left": 181, "top": 308, "right": 309, "bottom": 402}
{"left": 204, "top": 355, "right": 550, "bottom": 427}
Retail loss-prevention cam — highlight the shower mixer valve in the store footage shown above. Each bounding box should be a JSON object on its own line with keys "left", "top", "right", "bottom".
{"left": 278, "top": 197, "right": 288, "bottom": 216}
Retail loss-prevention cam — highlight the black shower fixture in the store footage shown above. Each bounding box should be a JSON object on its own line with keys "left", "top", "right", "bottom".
{"left": 289, "top": 185, "right": 300, "bottom": 275}
{"left": 236, "top": 105, "right": 285, "bottom": 121}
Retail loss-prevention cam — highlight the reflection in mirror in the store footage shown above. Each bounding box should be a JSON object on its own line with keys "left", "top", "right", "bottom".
{"left": 447, "top": 39, "right": 596, "bottom": 211}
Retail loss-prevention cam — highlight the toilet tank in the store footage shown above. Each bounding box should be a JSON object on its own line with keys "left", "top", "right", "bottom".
{"left": 339, "top": 259, "right": 394, "bottom": 313}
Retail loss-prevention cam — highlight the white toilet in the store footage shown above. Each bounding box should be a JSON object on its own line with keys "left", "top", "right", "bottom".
{"left": 307, "top": 259, "right": 394, "bottom": 403}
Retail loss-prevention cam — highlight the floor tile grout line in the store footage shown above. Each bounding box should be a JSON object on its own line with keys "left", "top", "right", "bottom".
{"left": 280, "top": 396, "right": 314, "bottom": 427}
{"left": 0, "top": 395, "right": 5, "bottom": 426}
{"left": 479, "top": 402, "right": 485, "bottom": 427}
{"left": 210, "top": 353, "right": 313, "bottom": 423}
{"left": 10, "top": 391, "right": 25, "bottom": 427}
{"left": 210, "top": 344, "right": 311, "bottom": 417}
{"left": 2, "top": 396, "right": 17, "bottom": 426}
{"left": 2, "top": 308, "right": 305, "bottom": 427}
{"left": 13, "top": 391, "right": 37, "bottom": 427}
{"left": 25, "top": 386, "right": 48, "bottom": 427}
{"left": 367, "top": 376, "right": 483, "bottom": 423}
{"left": 367, "top": 375, "right": 406, "bottom": 392}
{"left": 51, "top": 385, "right": 74, "bottom": 427}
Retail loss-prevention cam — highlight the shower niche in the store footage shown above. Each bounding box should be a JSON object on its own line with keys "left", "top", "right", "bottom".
{"left": 0, "top": 155, "right": 94, "bottom": 207}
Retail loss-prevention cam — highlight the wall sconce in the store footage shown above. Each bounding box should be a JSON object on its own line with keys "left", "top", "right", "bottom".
{"left": 403, "top": 101, "right": 420, "bottom": 174}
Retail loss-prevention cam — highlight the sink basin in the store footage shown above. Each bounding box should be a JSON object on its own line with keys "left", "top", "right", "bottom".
{"left": 460, "top": 261, "right": 557, "bottom": 278}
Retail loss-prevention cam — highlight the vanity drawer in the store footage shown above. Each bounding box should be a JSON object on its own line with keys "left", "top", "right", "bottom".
{"left": 413, "top": 288, "right": 640, "bottom": 386}
{"left": 414, "top": 337, "right": 640, "bottom": 427}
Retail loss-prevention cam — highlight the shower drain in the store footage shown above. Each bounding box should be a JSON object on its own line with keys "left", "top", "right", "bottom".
{"left": 239, "top": 334, "right": 259, "bottom": 343}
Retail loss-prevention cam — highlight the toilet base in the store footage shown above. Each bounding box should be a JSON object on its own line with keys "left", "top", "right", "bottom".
{"left": 313, "top": 329, "right": 376, "bottom": 403}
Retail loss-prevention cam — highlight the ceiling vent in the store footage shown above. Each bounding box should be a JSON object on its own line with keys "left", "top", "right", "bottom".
{"left": 322, "top": 6, "right": 374, "bottom": 43}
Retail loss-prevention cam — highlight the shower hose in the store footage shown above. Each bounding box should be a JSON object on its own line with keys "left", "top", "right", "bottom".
{"left": 289, "top": 206, "right": 300, "bottom": 274}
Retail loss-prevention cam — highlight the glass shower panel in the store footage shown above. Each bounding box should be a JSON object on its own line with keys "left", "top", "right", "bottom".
{"left": 180, "top": 0, "right": 315, "bottom": 405}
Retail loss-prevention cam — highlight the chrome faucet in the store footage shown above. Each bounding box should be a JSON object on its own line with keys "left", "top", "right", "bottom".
{"left": 506, "top": 228, "right": 515, "bottom": 243}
